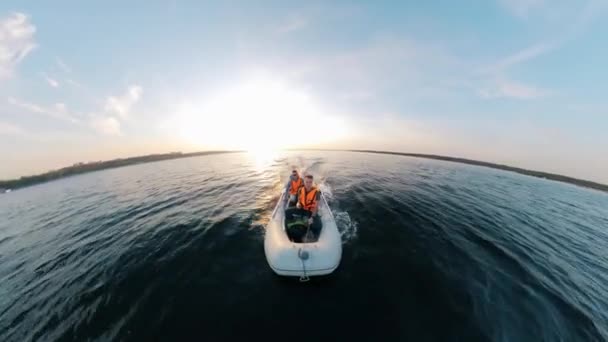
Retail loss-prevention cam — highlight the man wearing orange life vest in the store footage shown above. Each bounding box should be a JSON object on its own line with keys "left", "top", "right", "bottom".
{"left": 284, "top": 174, "right": 321, "bottom": 242}
{"left": 284, "top": 169, "right": 303, "bottom": 206}
{"left": 296, "top": 174, "right": 321, "bottom": 226}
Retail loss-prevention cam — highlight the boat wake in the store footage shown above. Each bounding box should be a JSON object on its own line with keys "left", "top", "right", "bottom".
{"left": 317, "top": 182, "right": 358, "bottom": 244}
{"left": 333, "top": 211, "right": 359, "bottom": 244}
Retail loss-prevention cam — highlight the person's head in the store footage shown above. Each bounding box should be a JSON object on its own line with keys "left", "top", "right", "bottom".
{"left": 304, "top": 174, "right": 314, "bottom": 188}
{"left": 291, "top": 170, "right": 299, "bottom": 179}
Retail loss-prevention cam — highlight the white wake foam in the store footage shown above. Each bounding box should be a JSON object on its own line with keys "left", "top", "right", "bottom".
{"left": 333, "top": 211, "right": 359, "bottom": 244}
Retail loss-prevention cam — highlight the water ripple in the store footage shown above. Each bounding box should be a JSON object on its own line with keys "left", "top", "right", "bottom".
{"left": 1, "top": 151, "right": 607, "bottom": 341}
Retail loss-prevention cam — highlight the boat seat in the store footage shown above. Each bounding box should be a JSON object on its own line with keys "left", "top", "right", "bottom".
{"left": 284, "top": 214, "right": 322, "bottom": 243}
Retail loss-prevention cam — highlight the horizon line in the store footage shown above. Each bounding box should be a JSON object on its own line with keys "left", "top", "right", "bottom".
{"left": 1, "top": 148, "right": 607, "bottom": 192}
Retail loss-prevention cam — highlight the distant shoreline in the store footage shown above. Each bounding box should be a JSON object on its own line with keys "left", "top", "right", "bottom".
{"left": 1, "top": 149, "right": 606, "bottom": 193}
{"left": 0, "top": 151, "right": 243, "bottom": 192}
{"left": 341, "top": 149, "right": 608, "bottom": 193}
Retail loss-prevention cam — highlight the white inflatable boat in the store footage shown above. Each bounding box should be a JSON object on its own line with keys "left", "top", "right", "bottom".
{"left": 264, "top": 189, "right": 342, "bottom": 280}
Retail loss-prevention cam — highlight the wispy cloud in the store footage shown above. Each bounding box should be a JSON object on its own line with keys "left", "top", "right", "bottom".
{"left": 479, "top": 77, "right": 547, "bottom": 99}
{"left": 7, "top": 97, "right": 79, "bottom": 123}
{"left": 500, "top": 0, "right": 607, "bottom": 24}
{"left": 266, "top": 31, "right": 548, "bottom": 102}
{"left": 275, "top": 36, "right": 460, "bottom": 104}
{"left": 568, "top": 0, "right": 608, "bottom": 37}
{"left": 485, "top": 42, "right": 555, "bottom": 73}
{"left": 42, "top": 73, "right": 60, "bottom": 88}
{"left": 104, "top": 85, "right": 143, "bottom": 119}
{"left": 66, "top": 78, "right": 83, "bottom": 88}
{"left": 8, "top": 83, "right": 142, "bottom": 136}
{"left": 480, "top": 0, "right": 608, "bottom": 100}
{"left": 476, "top": 42, "right": 555, "bottom": 100}
{"left": 90, "top": 116, "right": 121, "bottom": 135}
{"left": 277, "top": 15, "right": 308, "bottom": 34}
{"left": 88, "top": 85, "right": 143, "bottom": 135}
{"left": 55, "top": 57, "right": 71, "bottom": 73}
{"left": 499, "top": 0, "right": 545, "bottom": 18}
{"left": 0, "top": 12, "right": 36, "bottom": 79}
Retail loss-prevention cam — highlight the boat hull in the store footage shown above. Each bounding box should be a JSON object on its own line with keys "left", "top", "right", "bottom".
{"left": 264, "top": 191, "right": 342, "bottom": 277}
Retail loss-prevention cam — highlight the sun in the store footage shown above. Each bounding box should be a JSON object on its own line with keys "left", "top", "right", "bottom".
{"left": 171, "top": 74, "right": 349, "bottom": 154}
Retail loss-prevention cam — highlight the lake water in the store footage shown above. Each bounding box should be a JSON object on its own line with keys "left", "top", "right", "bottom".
{"left": 1, "top": 151, "right": 607, "bottom": 341}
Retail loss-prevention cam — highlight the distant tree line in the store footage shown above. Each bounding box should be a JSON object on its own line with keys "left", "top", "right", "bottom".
{"left": 1, "top": 149, "right": 606, "bottom": 193}
{"left": 345, "top": 150, "right": 608, "bottom": 193}
{"left": 0, "top": 151, "right": 240, "bottom": 191}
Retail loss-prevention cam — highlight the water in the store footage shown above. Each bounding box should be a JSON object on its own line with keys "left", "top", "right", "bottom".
{"left": 1, "top": 151, "right": 607, "bottom": 342}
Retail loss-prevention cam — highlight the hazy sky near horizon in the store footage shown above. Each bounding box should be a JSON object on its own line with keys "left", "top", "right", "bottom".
{"left": 1, "top": 1, "right": 607, "bottom": 182}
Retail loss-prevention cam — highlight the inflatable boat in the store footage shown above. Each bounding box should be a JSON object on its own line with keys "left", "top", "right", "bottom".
{"left": 264, "top": 188, "right": 342, "bottom": 280}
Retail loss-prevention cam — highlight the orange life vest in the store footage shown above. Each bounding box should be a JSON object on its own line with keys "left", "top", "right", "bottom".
{"left": 298, "top": 186, "right": 318, "bottom": 211}
{"left": 289, "top": 177, "right": 303, "bottom": 195}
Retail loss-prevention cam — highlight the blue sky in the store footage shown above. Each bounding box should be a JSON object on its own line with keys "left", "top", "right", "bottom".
{"left": 1, "top": 1, "right": 607, "bottom": 182}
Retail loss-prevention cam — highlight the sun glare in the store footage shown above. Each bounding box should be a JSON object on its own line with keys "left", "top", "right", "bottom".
{"left": 171, "top": 75, "right": 348, "bottom": 156}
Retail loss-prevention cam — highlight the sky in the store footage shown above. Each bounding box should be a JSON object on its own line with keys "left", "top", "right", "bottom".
{"left": 0, "top": 1, "right": 607, "bottom": 183}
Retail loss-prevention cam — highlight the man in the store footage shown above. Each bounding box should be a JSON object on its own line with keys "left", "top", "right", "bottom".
{"left": 284, "top": 169, "right": 303, "bottom": 207}
{"left": 285, "top": 174, "right": 321, "bottom": 242}
{"left": 296, "top": 174, "right": 320, "bottom": 224}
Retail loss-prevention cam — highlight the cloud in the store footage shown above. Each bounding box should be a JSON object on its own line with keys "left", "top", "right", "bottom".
{"left": 485, "top": 42, "right": 555, "bottom": 73}
{"left": 477, "top": 43, "right": 554, "bottom": 100}
{"left": 479, "top": 77, "right": 547, "bottom": 99}
{"left": 252, "top": 31, "right": 546, "bottom": 102}
{"left": 500, "top": 0, "right": 607, "bottom": 24}
{"left": 7, "top": 97, "right": 79, "bottom": 123}
{"left": 0, "top": 12, "right": 36, "bottom": 79}
{"left": 482, "top": 1, "right": 606, "bottom": 99}
{"left": 271, "top": 36, "right": 461, "bottom": 105}
{"left": 89, "top": 85, "right": 143, "bottom": 135}
{"left": 499, "top": 0, "right": 545, "bottom": 18}
{"left": 277, "top": 16, "right": 308, "bottom": 34}
{"left": 42, "top": 73, "right": 60, "bottom": 88}
{"left": 567, "top": 0, "right": 608, "bottom": 38}
{"left": 104, "top": 85, "right": 143, "bottom": 118}
{"left": 55, "top": 57, "right": 71, "bottom": 73}
{"left": 0, "top": 121, "right": 25, "bottom": 136}
{"left": 338, "top": 90, "right": 375, "bottom": 101}
{"left": 55, "top": 102, "right": 67, "bottom": 112}
{"left": 8, "top": 83, "right": 142, "bottom": 136}
{"left": 91, "top": 116, "right": 121, "bottom": 135}
{"left": 66, "top": 78, "right": 83, "bottom": 88}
